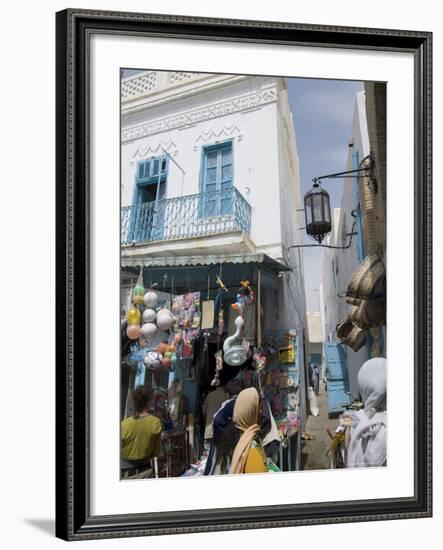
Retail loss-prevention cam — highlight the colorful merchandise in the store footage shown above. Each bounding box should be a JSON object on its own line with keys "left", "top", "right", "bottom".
{"left": 141, "top": 322, "right": 158, "bottom": 340}
{"left": 142, "top": 308, "right": 156, "bottom": 323}
{"left": 126, "top": 324, "right": 141, "bottom": 340}
{"left": 143, "top": 290, "right": 158, "bottom": 308}
{"left": 132, "top": 285, "right": 145, "bottom": 305}
{"left": 156, "top": 308, "right": 175, "bottom": 331}
{"left": 143, "top": 351, "right": 163, "bottom": 369}
{"left": 126, "top": 305, "right": 141, "bottom": 325}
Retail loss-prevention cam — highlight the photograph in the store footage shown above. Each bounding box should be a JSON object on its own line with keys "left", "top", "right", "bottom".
{"left": 54, "top": 8, "right": 432, "bottom": 540}
{"left": 119, "top": 69, "right": 387, "bottom": 479}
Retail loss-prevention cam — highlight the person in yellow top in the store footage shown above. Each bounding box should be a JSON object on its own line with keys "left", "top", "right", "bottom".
{"left": 229, "top": 387, "right": 267, "bottom": 474}
{"left": 121, "top": 385, "right": 162, "bottom": 470}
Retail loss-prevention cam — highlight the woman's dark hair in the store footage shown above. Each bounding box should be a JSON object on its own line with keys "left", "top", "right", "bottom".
{"left": 132, "top": 385, "right": 153, "bottom": 415}
{"left": 217, "top": 422, "right": 241, "bottom": 455}
{"left": 224, "top": 378, "right": 243, "bottom": 398}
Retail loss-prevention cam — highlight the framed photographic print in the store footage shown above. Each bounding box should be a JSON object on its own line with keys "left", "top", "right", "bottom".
{"left": 55, "top": 8, "right": 432, "bottom": 541}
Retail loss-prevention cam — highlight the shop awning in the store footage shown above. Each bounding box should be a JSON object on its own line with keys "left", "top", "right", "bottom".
{"left": 121, "top": 253, "right": 291, "bottom": 273}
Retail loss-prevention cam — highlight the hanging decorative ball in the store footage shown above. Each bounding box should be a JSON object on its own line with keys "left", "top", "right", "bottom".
{"left": 161, "top": 357, "right": 172, "bottom": 369}
{"left": 156, "top": 308, "right": 175, "bottom": 331}
{"left": 126, "top": 306, "right": 141, "bottom": 325}
{"left": 143, "top": 351, "right": 163, "bottom": 369}
{"left": 165, "top": 351, "right": 173, "bottom": 359}
{"left": 126, "top": 324, "right": 141, "bottom": 340}
{"left": 141, "top": 322, "right": 158, "bottom": 340}
{"left": 170, "top": 354, "right": 177, "bottom": 363}
{"left": 143, "top": 290, "right": 158, "bottom": 308}
{"left": 142, "top": 308, "right": 156, "bottom": 323}
{"left": 133, "top": 285, "right": 145, "bottom": 305}
{"left": 156, "top": 342, "right": 168, "bottom": 355}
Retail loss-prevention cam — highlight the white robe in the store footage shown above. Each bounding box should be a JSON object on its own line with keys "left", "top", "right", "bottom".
{"left": 347, "top": 357, "right": 387, "bottom": 468}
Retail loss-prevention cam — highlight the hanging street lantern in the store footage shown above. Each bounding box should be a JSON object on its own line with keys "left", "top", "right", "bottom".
{"left": 304, "top": 179, "right": 332, "bottom": 244}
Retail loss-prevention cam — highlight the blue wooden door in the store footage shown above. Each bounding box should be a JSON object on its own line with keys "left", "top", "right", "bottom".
{"left": 324, "top": 341, "right": 352, "bottom": 415}
{"left": 201, "top": 143, "right": 233, "bottom": 217}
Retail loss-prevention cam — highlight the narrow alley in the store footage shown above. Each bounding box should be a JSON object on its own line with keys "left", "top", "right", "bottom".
{"left": 301, "top": 381, "right": 339, "bottom": 470}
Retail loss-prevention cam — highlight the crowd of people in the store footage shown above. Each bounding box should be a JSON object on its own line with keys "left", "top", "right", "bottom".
{"left": 120, "top": 357, "right": 387, "bottom": 477}
{"left": 120, "top": 376, "right": 282, "bottom": 477}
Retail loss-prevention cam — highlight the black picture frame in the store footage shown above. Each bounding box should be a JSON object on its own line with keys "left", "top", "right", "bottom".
{"left": 55, "top": 8, "right": 432, "bottom": 541}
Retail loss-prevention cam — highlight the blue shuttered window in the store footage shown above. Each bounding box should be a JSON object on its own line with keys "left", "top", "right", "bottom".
{"left": 137, "top": 156, "right": 168, "bottom": 186}
{"left": 200, "top": 141, "right": 233, "bottom": 217}
{"left": 130, "top": 155, "right": 168, "bottom": 242}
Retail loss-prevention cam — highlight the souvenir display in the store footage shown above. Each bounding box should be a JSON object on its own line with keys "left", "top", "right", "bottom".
{"left": 223, "top": 315, "right": 249, "bottom": 366}
{"left": 171, "top": 292, "right": 201, "bottom": 360}
{"left": 141, "top": 322, "right": 158, "bottom": 340}
{"left": 132, "top": 270, "right": 145, "bottom": 305}
{"left": 201, "top": 300, "right": 214, "bottom": 330}
{"left": 161, "top": 357, "right": 172, "bottom": 370}
{"left": 143, "top": 351, "right": 163, "bottom": 369}
{"left": 142, "top": 308, "right": 156, "bottom": 323}
{"left": 143, "top": 290, "right": 158, "bottom": 308}
{"left": 156, "top": 308, "right": 175, "bottom": 331}
{"left": 126, "top": 323, "right": 141, "bottom": 340}
{"left": 122, "top": 275, "right": 305, "bottom": 482}
{"left": 156, "top": 342, "right": 168, "bottom": 355}
{"left": 231, "top": 280, "right": 255, "bottom": 316}
{"left": 126, "top": 305, "right": 141, "bottom": 325}
{"left": 210, "top": 350, "right": 223, "bottom": 387}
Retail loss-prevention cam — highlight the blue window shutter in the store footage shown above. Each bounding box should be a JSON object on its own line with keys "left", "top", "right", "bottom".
{"left": 136, "top": 156, "right": 168, "bottom": 186}
{"left": 200, "top": 141, "right": 233, "bottom": 217}
{"left": 324, "top": 341, "right": 352, "bottom": 415}
{"left": 352, "top": 151, "right": 365, "bottom": 262}
{"left": 131, "top": 155, "right": 168, "bottom": 242}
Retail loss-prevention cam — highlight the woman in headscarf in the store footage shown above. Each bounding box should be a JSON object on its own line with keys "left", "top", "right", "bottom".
{"left": 346, "top": 357, "right": 387, "bottom": 468}
{"left": 229, "top": 387, "right": 267, "bottom": 474}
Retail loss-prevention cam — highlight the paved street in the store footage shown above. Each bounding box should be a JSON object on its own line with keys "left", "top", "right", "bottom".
{"left": 301, "top": 381, "right": 340, "bottom": 470}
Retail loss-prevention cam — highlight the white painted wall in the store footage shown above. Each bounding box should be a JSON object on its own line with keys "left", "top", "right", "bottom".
{"left": 121, "top": 74, "right": 288, "bottom": 256}
{"left": 320, "top": 92, "right": 371, "bottom": 397}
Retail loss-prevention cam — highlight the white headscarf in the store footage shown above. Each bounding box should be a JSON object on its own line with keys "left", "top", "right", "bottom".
{"left": 347, "top": 358, "right": 387, "bottom": 468}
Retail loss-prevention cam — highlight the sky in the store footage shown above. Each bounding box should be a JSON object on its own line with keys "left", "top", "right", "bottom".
{"left": 121, "top": 70, "right": 364, "bottom": 312}
{"left": 286, "top": 78, "right": 364, "bottom": 311}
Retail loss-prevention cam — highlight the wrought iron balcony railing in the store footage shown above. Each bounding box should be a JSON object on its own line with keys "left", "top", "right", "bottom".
{"left": 121, "top": 187, "right": 251, "bottom": 245}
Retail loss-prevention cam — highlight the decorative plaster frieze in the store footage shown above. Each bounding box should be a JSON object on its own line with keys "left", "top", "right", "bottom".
{"left": 132, "top": 139, "right": 178, "bottom": 159}
{"left": 195, "top": 124, "right": 242, "bottom": 144}
{"left": 122, "top": 87, "right": 277, "bottom": 143}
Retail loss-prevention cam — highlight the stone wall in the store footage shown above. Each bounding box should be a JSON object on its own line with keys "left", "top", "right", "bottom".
{"left": 363, "top": 82, "right": 387, "bottom": 256}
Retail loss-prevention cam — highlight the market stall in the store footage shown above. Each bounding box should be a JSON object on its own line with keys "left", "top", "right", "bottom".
{"left": 120, "top": 253, "right": 306, "bottom": 476}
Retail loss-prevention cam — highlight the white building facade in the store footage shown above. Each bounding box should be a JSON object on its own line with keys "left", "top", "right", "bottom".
{"left": 120, "top": 71, "right": 309, "bottom": 432}
{"left": 319, "top": 91, "right": 378, "bottom": 403}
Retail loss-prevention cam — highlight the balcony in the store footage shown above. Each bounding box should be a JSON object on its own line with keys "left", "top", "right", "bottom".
{"left": 121, "top": 188, "right": 251, "bottom": 249}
